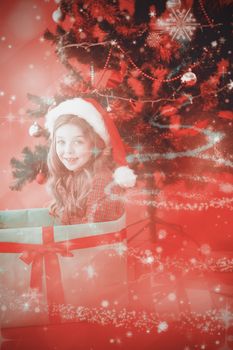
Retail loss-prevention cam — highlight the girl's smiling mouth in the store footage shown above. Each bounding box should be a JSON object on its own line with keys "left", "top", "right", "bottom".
{"left": 63, "top": 157, "right": 79, "bottom": 164}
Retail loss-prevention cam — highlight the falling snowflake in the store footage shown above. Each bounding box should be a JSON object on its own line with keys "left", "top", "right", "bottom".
{"left": 157, "top": 321, "right": 168, "bottom": 333}
{"left": 83, "top": 265, "right": 97, "bottom": 279}
{"left": 6, "top": 113, "right": 15, "bottom": 123}
{"left": 218, "top": 307, "right": 233, "bottom": 327}
{"left": 101, "top": 300, "right": 110, "bottom": 308}
{"left": 114, "top": 242, "right": 127, "bottom": 256}
{"left": 157, "top": 8, "right": 198, "bottom": 41}
{"left": 21, "top": 289, "right": 42, "bottom": 303}
{"left": 228, "top": 79, "right": 233, "bottom": 90}
{"left": 219, "top": 183, "right": 233, "bottom": 193}
{"left": 157, "top": 229, "right": 167, "bottom": 240}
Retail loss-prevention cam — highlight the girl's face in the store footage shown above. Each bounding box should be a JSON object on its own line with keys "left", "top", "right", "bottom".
{"left": 55, "top": 123, "right": 93, "bottom": 171}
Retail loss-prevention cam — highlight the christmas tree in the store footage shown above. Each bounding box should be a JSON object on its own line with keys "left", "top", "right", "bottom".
{"left": 10, "top": 0, "right": 232, "bottom": 191}
{"left": 4, "top": 2, "right": 233, "bottom": 348}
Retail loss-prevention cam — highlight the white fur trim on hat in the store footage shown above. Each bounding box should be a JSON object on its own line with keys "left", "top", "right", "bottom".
{"left": 45, "top": 98, "right": 110, "bottom": 145}
{"left": 113, "top": 166, "right": 137, "bottom": 188}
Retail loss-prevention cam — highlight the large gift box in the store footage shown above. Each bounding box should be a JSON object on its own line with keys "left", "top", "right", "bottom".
{"left": 0, "top": 208, "right": 127, "bottom": 328}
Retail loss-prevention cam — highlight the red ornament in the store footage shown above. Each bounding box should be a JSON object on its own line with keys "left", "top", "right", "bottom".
{"left": 36, "top": 171, "right": 47, "bottom": 185}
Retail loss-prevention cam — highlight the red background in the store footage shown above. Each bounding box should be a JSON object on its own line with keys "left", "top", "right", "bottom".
{"left": 0, "top": 0, "right": 63, "bottom": 210}
{"left": 0, "top": 2, "right": 232, "bottom": 349}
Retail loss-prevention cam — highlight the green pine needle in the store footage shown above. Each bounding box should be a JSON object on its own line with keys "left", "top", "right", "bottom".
{"left": 10, "top": 145, "right": 49, "bottom": 191}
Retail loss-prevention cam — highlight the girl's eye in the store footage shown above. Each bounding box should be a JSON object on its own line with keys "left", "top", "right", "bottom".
{"left": 74, "top": 140, "right": 84, "bottom": 145}
{"left": 57, "top": 140, "right": 65, "bottom": 145}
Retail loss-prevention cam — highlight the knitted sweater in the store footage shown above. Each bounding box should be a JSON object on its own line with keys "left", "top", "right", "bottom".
{"left": 61, "top": 170, "right": 125, "bottom": 225}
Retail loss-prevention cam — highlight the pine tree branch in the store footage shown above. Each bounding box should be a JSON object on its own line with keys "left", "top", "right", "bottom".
{"left": 10, "top": 145, "right": 49, "bottom": 191}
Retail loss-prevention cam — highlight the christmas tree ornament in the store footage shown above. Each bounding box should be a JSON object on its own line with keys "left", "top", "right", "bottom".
{"left": 160, "top": 8, "right": 198, "bottom": 41}
{"left": 106, "top": 96, "right": 112, "bottom": 112}
{"left": 181, "top": 69, "right": 197, "bottom": 86}
{"left": 36, "top": 170, "right": 46, "bottom": 185}
{"left": 90, "top": 62, "right": 95, "bottom": 86}
{"left": 166, "top": 0, "right": 181, "bottom": 10}
{"left": 52, "top": 8, "right": 63, "bottom": 23}
{"left": 97, "top": 16, "right": 103, "bottom": 22}
{"left": 146, "top": 32, "right": 161, "bottom": 48}
{"left": 28, "top": 121, "right": 43, "bottom": 137}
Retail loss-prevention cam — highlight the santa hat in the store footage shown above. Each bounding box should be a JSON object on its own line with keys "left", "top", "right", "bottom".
{"left": 45, "top": 97, "right": 137, "bottom": 188}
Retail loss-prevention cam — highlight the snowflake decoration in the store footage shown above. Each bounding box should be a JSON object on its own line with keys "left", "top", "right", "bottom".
{"left": 149, "top": 10, "right": 156, "bottom": 18}
{"left": 157, "top": 8, "right": 198, "bottom": 41}
{"left": 228, "top": 79, "right": 233, "bottom": 90}
{"left": 146, "top": 32, "right": 161, "bottom": 48}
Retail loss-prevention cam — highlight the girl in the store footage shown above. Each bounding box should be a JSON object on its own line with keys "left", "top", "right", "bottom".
{"left": 45, "top": 98, "right": 136, "bottom": 225}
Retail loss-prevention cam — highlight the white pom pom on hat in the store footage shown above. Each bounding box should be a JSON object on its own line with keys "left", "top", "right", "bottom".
{"left": 45, "top": 97, "right": 137, "bottom": 188}
{"left": 113, "top": 166, "right": 137, "bottom": 188}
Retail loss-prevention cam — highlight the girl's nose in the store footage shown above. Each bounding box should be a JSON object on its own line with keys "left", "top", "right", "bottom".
{"left": 65, "top": 143, "right": 74, "bottom": 154}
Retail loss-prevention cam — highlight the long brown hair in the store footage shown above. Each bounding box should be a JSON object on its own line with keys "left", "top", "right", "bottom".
{"left": 47, "top": 114, "right": 113, "bottom": 219}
